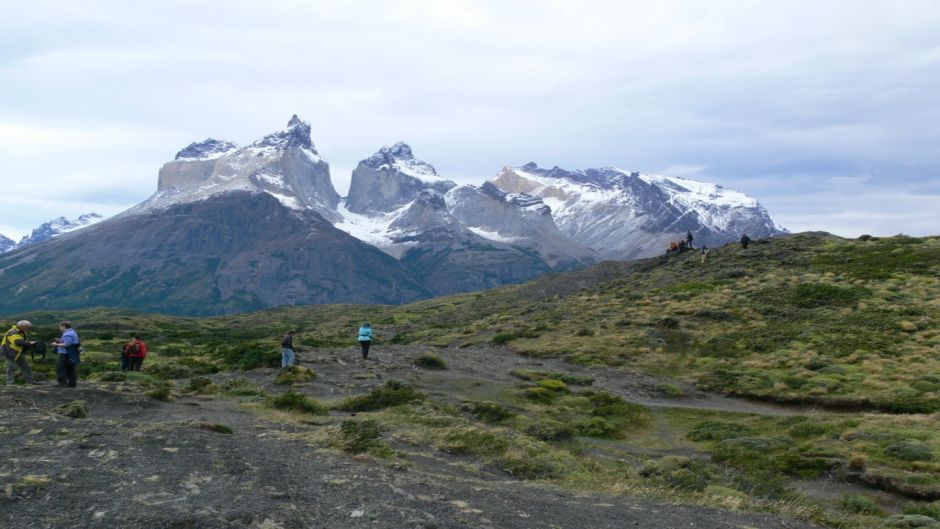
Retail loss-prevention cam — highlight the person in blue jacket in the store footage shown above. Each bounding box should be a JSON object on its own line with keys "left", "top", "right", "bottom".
{"left": 358, "top": 322, "right": 374, "bottom": 359}
{"left": 51, "top": 321, "right": 80, "bottom": 388}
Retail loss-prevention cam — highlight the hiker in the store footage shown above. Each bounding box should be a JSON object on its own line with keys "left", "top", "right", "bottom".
{"left": 52, "top": 321, "right": 80, "bottom": 388}
{"left": 701, "top": 245, "right": 709, "bottom": 264}
{"left": 678, "top": 240, "right": 687, "bottom": 252}
{"left": 280, "top": 331, "right": 296, "bottom": 367}
{"left": 686, "top": 231, "right": 694, "bottom": 249}
{"left": 740, "top": 233, "right": 751, "bottom": 249}
{"left": 122, "top": 335, "right": 148, "bottom": 372}
{"left": 358, "top": 322, "right": 374, "bottom": 359}
{"left": 669, "top": 241, "right": 678, "bottom": 253}
{"left": 2, "top": 320, "right": 37, "bottom": 385}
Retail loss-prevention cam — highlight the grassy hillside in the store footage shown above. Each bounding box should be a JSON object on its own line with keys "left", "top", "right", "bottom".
{"left": 14, "top": 233, "right": 938, "bottom": 411}
{"left": 6, "top": 232, "right": 940, "bottom": 528}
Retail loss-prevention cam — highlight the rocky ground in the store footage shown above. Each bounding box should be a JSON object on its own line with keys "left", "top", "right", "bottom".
{"left": 0, "top": 345, "right": 825, "bottom": 529}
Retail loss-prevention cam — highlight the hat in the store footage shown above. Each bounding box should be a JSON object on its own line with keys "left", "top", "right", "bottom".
{"left": 17, "top": 320, "right": 32, "bottom": 328}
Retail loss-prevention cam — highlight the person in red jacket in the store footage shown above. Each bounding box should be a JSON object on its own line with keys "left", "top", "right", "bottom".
{"left": 123, "top": 335, "right": 148, "bottom": 372}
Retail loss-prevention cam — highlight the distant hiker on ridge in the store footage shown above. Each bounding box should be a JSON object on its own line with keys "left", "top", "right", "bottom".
{"left": 358, "top": 322, "right": 374, "bottom": 360}
{"left": 686, "top": 231, "right": 694, "bottom": 249}
{"left": 52, "top": 321, "right": 81, "bottom": 388}
{"left": 740, "top": 233, "right": 751, "bottom": 249}
{"left": 122, "top": 335, "right": 148, "bottom": 372}
{"left": 701, "top": 245, "right": 709, "bottom": 264}
{"left": 281, "top": 331, "right": 297, "bottom": 368}
{"left": 2, "top": 320, "right": 38, "bottom": 385}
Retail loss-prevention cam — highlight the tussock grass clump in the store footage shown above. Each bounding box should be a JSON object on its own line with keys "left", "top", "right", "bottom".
{"left": 269, "top": 390, "right": 328, "bottom": 415}
{"left": 414, "top": 352, "right": 447, "bottom": 370}
{"left": 192, "top": 422, "right": 234, "bottom": 434}
{"left": 275, "top": 365, "right": 317, "bottom": 385}
{"left": 840, "top": 493, "right": 884, "bottom": 516}
{"left": 339, "top": 419, "right": 390, "bottom": 455}
{"left": 687, "top": 421, "right": 755, "bottom": 442}
{"left": 187, "top": 376, "right": 218, "bottom": 394}
{"left": 222, "top": 378, "right": 265, "bottom": 396}
{"left": 334, "top": 380, "right": 424, "bottom": 412}
{"left": 885, "top": 440, "right": 934, "bottom": 462}
{"left": 55, "top": 400, "right": 88, "bottom": 419}
{"left": 525, "top": 419, "right": 575, "bottom": 442}
{"left": 510, "top": 369, "right": 593, "bottom": 386}
{"left": 463, "top": 401, "right": 514, "bottom": 424}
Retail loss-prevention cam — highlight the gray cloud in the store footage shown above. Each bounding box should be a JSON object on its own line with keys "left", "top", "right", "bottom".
{"left": 1, "top": 0, "right": 938, "bottom": 238}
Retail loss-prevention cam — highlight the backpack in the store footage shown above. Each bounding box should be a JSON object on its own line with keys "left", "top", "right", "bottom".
{"left": 126, "top": 342, "right": 141, "bottom": 356}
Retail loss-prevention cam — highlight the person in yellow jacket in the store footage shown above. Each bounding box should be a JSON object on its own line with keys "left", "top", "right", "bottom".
{"left": 2, "top": 320, "right": 37, "bottom": 385}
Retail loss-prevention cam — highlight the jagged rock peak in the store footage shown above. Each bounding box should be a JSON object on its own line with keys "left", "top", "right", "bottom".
{"left": 175, "top": 138, "right": 238, "bottom": 161}
{"left": 480, "top": 182, "right": 550, "bottom": 214}
{"left": 362, "top": 142, "right": 441, "bottom": 181}
{"left": 252, "top": 114, "right": 316, "bottom": 152}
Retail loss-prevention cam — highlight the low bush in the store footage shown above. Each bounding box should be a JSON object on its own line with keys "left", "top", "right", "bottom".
{"left": 186, "top": 376, "right": 218, "bottom": 394}
{"left": 269, "top": 391, "right": 328, "bottom": 415}
{"left": 687, "top": 421, "right": 755, "bottom": 442}
{"left": 414, "top": 353, "right": 447, "bottom": 370}
{"left": 525, "top": 419, "right": 575, "bottom": 442}
{"left": 840, "top": 493, "right": 884, "bottom": 515}
{"left": 886, "top": 441, "right": 934, "bottom": 462}
{"left": 464, "top": 401, "right": 514, "bottom": 423}
{"left": 334, "top": 380, "right": 424, "bottom": 412}
{"left": 339, "top": 419, "right": 385, "bottom": 454}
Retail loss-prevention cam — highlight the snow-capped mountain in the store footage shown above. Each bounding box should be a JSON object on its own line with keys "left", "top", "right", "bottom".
{"left": 128, "top": 115, "right": 341, "bottom": 223}
{"left": 13, "top": 213, "right": 104, "bottom": 250}
{"left": 0, "top": 114, "right": 787, "bottom": 315}
{"left": 0, "top": 235, "right": 14, "bottom": 253}
{"left": 492, "top": 163, "right": 785, "bottom": 259}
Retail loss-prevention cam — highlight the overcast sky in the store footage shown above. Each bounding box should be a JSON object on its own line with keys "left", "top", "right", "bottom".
{"left": 1, "top": 0, "right": 938, "bottom": 240}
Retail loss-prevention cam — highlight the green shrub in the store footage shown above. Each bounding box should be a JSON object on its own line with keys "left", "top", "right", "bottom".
{"left": 148, "top": 384, "right": 172, "bottom": 401}
{"left": 537, "top": 379, "right": 569, "bottom": 392}
{"left": 525, "top": 419, "right": 575, "bottom": 442}
{"left": 414, "top": 353, "right": 447, "bottom": 370}
{"left": 687, "top": 421, "right": 755, "bottom": 442}
{"left": 524, "top": 387, "right": 557, "bottom": 403}
{"left": 509, "top": 369, "right": 593, "bottom": 386}
{"left": 885, "top": 441, "right": 934, "bottom": 462}
{"left": 491, "top": 333, "right": 516, "bottom": 345}
{"left": 585, "top": 391, "right": 650, "bottom": 427}
{"left": 441, "top": 427, "right": 509, "bottom": 456}
{"left": 214, "top": 343, "right": 281, "bottom": 370}
{"left": 575, "top": 417, "right": 618, "bottom": 437}
{"left": 269, "top": 391, "right": 328, "bottom": 415}
{"left": 465, "top": 401, "right": 514, "bottom": 423}
{"left": 903, "top": 501, "right": 940, "bottom": 520}
{"left": 334, "top": 380, "right": 424, "bottom": 412}
{"left": 884, "top": 514, "right": 939, "bottom": 528}
{"left": 840, "top": 493, "right": 884, "bottom": 515}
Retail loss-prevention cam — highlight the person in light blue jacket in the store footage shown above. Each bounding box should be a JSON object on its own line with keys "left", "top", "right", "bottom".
{"left": 358, "top": 322, "right": 374, "bottom": 359}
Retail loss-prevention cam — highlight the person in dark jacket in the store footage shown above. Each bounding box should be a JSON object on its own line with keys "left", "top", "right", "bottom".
{"left": 358, "top": 323, "right": 374, "bottom": 359}
{"left": 280, "top": 331, "right": 296, "bottom": 368}
{"left": 686, "top": 231, "right": 694, "bottom": 249}
{"left": 740, "top": 233, "right": 752, "bottom": 249}
{"left": 52, "top": 321, "right": 80, "bottom": 388}
{"left": 2, "top": 320, "right": 37, "bottom": 385}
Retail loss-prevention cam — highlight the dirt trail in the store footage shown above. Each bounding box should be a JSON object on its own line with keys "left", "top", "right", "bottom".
{"left": 0, "top": 346, "right": 826, "bottom": 529}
